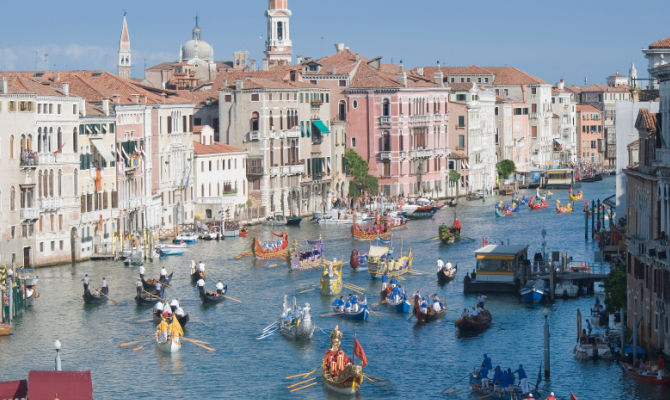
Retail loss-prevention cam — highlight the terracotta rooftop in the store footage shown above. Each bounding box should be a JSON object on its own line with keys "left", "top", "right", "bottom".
{"left": 0, "top": 74, "right": 67, "bottom": 96}
{"left": 636, "top": 108, "right": 659, "bottom": 133}
{"left": 576, "top": 104, "right": 601, "bottom": 113}
{"left": 421, "top": 65, "right": 494, "bottom": 76}
{"left": 609, "top": 73, "right": 625, "bottom": 78}
{"left": 307, "top": 49, "right": 366, "bottom": 75}
{"left": 483, "top": 66, "right": 548, "bottom": 85}
{"left": 577, "top": 83, "right": 629, "bottom": 93}
{"left": 649, "top": 37, "right": 670, "bottom": 49}
{"left": 193, "top": 140, "right": 246, "bottom": 155}
{"left": 448, "top": 82, "right": 476, "bottom": 92}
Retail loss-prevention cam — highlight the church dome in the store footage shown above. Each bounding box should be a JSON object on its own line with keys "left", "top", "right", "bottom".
{"left": 182, "top": 39, "right": 214, "bottom": 63}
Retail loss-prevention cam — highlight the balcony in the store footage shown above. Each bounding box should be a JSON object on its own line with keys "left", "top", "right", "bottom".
{"left": 248, "top": 131, "right": 260, "bottom": 141}
{"left": 288, "top": 164, "right": 305, "bottom": 175}
{"left": 379, "top": 151, "right": 392, "bottom": 161}
{"left": 39, "top": 197, "right": 62, "bottom": 211}
{"left": 433, "top": 114, "right": 443, "bottom": 122}
{"left": 128, "top": 198, "right": 141, "bottom": 210}
{"left": 409, "top": 149, "right": 433, "bottom": 158}
{"left": 311, "top": 100, "right": 323, "bottom": 109}
{"left": 379, "top": 116, "right": 391, "bottom": 126}
{"left": 285, "top": 128, "right": 301, "bottom": 138}
{"left": 247, "top": 159, "right": 264, "bottom": 176}
{"left": 20, "top": 208, "right": 39, "bottom": 220}
{"left": 434, "top": 148, "right": 447, "bottom": 157}
{"left": 269, "top": 166, "right": 279, "bottom": 176}
{"left": 409, "top": 115, "right": 431, "bottom": 124}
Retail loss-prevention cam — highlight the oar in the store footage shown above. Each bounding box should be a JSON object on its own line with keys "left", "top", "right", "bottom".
{"left": 223, "top": 295, "right": 242, "bottom": 303}
{"left": 268, "top": 263, "right": 281, "bottom": 268}
{"left": 287, "top": 377, "right": 316, "bottom": 389}
{"left": 445, "top": 387, "right": 467, "bottom": 395}
{"left": 441, "top": 373, "right": 472, "bottom": 393}
{"left": 120, "top": 338, "right": 151, "bottom": 347}
{"left": 344, "top": 283, "right": 365, "bottom": 291}
{"left": 478, "top": 394, "right": 493, "bottom": 400}
{"left": 236, "top": 251, "right": 252, "bottom": 259}
{"left": 262, "top": 321, "right": 279, "bottom": 331}
{"left": 181, "top": 337, "right": 210, "bottom": 345}
{"left": 285, "top": 368, "right": 317, "bottom": 380}
{"left": 289, "top": 381, "right": 317, "bottom": 392}
{"left": 133, "top": 343, "right": 149, "bottom": 351}
{"left": 137, "top": 318, "right": 153, "bottom": 323}
{"left": 320, "top": 313, "right": 338, "bottom": 317}
{"left": 296, "top": 288, "right": 314, "bottom": 294}
{"left": 368, "top": 308, "right": 380, "bottom": 317}
{"left": 142, "top": 290, "right": 163, "bottom": 301}
{"left": 182, "top": 337, "right": 216, "bottom": 353}
{"left": 189, "top": 316, "right": 210, "bottom": 327}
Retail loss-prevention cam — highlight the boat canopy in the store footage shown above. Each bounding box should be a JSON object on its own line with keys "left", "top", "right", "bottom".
{"left": 475, "top": 245, "right": 528, "bottom": 258}
{"left": 368, "top": 245, "right": 389, "bottom": 258}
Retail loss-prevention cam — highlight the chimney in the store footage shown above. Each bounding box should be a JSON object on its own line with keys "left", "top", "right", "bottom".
{"left": 434, "top": 69, "right": 444, "bottom": 87}
{"left": 1, "top": 77, "right": 7, "bottom": 94}
{"left": 251, "top": 59, "right": 257, "bottom": 71}
{"left": 55, "top": 71, "right": 61, "bottom": 82}
{"left": 131, "top": 93, "right": 139, "bottom": 104}
{"left": 296, "top": 55, "right": 303, "bottom": 64}
{"left": 102, "top": 98, "right": 110, "bottom": 116}
{"left": 140, "top": 95, "right": 147, "bottom": 105}
{"left": 417, "top": 67, "right": 424, "bottom": 76}
{"left": 222, "top": 80, "right": 228, "bottom": 89}
{"left": 235, "top": 79, "right": 244, "bottom": 90}
{"left": 262, "top": 58, "right": 269, "bottom": 71}
{"left": 334, "top": 43, "right": 345, "bottom": 53}
{"left": 112, "top": 94, "right": 121, "bottom": 104}
{"left": 332, "top": 66, "right": 337, "bottom": 74}
{"left": 62, "top": 82, "right": 70, "bottom": 96}
{"left": 557, "top": 78, "right": 565, "bottom": 90}
{"left": 397, "top": 70, "right": 407, "bottom": 88}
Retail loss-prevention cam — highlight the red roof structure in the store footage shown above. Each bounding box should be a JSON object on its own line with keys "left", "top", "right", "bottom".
{"left": 0, "top": 379, "right": 27, "bottom": 399}
{"left": 27, "top": 371, "right": 93, "bottom": 400}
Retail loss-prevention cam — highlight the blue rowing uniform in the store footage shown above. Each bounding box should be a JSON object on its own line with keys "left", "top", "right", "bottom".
{"left": 515, "top": 367, "right": 527, "bottom": 380}
{"left": 381, "top": 275, "right": 389, "bottom": 283}
{"left": 332, "top": 298, "right": 344, "bottom": 307}
{"left": 483, "top": 356, "right": 493, "bottom": 370}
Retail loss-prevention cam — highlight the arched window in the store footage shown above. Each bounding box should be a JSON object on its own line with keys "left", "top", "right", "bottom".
{"left": 27, "top": 134, "right": 32, "bottom": 151}
{"left": 48, "top": 127, "right": 53, "bottom": 152}
{"left": 201, "top": 184, "right": 205, "bottom": 197}
{"left": 57, "top": 128, "right": 62, "bottom": 151}
{"left": 49, "top": 170, "right": 54, "bottom": 197}
{"left": 38, "top": 128, "right": 42, "bottom": 152}
{"left": 73, "top": 169, "right": 78, "bottom": 196}
{"left": 250, "top": 112, "right": 259, "bottom": 131}
{"left": 338, "top": 101, "right": 347, "bottom": 121}
{"left": 9, "top": 135, "right": 13, "bottom": 159}
{"left": 20, "top": 135, "right": 26, "bottom": 152}
{"left": 42, "top": 171, "right": 48, "bottom": 198}
{"left": 382, "top": 99, "right": 390, "bottom": 117}
{"left": 58, "top": 170, "right": 62, "bottom": 197}
{"left": 269, "top": 111, "right": 274, "bottom": 130}
{"left": 37, "top": 171, "right": 43, "bottom": 198}
{"left": 72, "top": 127, "right": 78, "bottom": 153}
{"left": 10, "top": 186, "right": 15, "bottom": 211}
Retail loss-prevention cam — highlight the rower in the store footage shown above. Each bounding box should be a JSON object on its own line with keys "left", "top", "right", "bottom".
{"left": 190, "top": 260, "right": 196, "bottom": 274}
{"left": 138, "top": 265, "right": 145, "bottom": 280}
{"left": 445, "top": 260, "right": 453, "bottom": 271}
{"left": 196, "top": 278, "right": 205, "bottom": 288}
{"left": 482, "top": 354, "right": 493, "bottom": 370}
{"left": 159, "top": 267, "right": 168, "bottom": 282}
{"left": 344, "top": 298, "right": 352, "bottom": 313}
{"left": 436, "top": 257, "right": 445, "bottom": 272}
{"left": 432, "top": 294, "right": 443, "bottom": 312}
{"left": 156, "top": 317, "right": 169, "bottom": 343}
{"left": 82, "top": 274, "right": 89, "bottom": 291}
{"left": 515, "top": 364, "right": 528, "bottom": 394}
{"left": 420, "top": 299, "right": 428, "bottom": 314}
{"left": 136, "top": 279, "right": 143, "bottom": 296}
{"left": 392, "top": 285, "right": 399, "bottom": 302}
{"left": 351, "top": 294, "right": 359, "bottom": 312}
{"left": 381, "top": 274, "right": 389, "bottom": 290}
{"left": 390, "top": 278, "right": 397, "bottom": 288}
{"left": 479, "top": 365, "right": 490, "bottom": 391}
{"left": 216, "top": 280, "right": 225, "bottom": 294}
{"left": 154, "top": 301, "right": 164, "bottom": 316}
{"left": 175, "top": 305, "right": 185, "bottom": 318}
{"left": 155, "top": 280, "right": 162, "bottom": 293}
{"left": 332, "top": 296, "right": 345, "bottom": 311}
{"left": 170, "top": 299, "right": 179, "bottom": 313}
{"left": 198, "top": 261, "right": 206, "bottom": 274}
{"left": 545, "top": 392, "right": 556, "bottom": 400}
{"left": 101, "top": 278, "right": 108, "bottom": 295}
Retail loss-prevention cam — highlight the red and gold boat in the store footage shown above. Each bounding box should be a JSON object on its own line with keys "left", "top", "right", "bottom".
{"left": 252, "top": 231, "right": 288, "bottom": 259}
{"left": 321, "top": 325, "right": 366, "bottom": 394}
{"left": 351, "top": 215, "right": 391, "bottom": 241}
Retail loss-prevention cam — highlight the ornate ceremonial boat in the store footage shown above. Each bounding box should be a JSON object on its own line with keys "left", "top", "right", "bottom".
{"left": 155, "top": 318, "right": 183, "bottom": 353}
{"left": 438, "top": 222, "right": 461, "bottom": 244}
{"left": 152, "top": 309, "right": 190, "bottom": 328}
{"left": 528, "top": 196, "right": 548, "bottom": 210}
{"left": 279, "top": 296, "right": 315, "bottom": 340}
{"left": 252, "top": 232, "right": 289, "bottom": 259}
{"left": 569, "top": 187, "right": 583, "bottom": 201}
{"left": 556, "top": 199, "right": 574, "bottom": 214}
{"left": 351, "top": 216, "right": 391, "bottom": 241}
{"left": 321, "top": 325, "right": 365, "bottom": 394}
{"left": 368, "top": 248, "right": 412, "bottom": 280}
{"left": 287, "top": 237, "right": 323, "bottom": 272}
{"left": 320, "top": 259, "right": 343, "bottom": 295}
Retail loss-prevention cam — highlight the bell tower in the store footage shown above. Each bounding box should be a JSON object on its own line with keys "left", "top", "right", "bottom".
{"left": 265, "top": 0, "right": 292, "bottom": 66}
{"left": 118, "top": 12, "right": 131, "bottom": 79}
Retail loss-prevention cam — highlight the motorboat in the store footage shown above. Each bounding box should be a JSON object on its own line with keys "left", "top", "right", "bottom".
{"left": 173, "top": 232, "right": 197, "bottom": 244}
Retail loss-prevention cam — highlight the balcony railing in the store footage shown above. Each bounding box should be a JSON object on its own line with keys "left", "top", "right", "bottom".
{"left": 379, "top": 151, "right": 391, "bottom": 161}
{"left": 433, "top": 114, "right": 443, "bottom": 122}
{"left": 39, "top": 197, "right": 62, "bottom": 211}
{"left": 379, "top": 116, "right": 391, "bottom": 125}
{"left": 269, "top": 166, "right": 279, "bottom": 176}
{"left": 285, "top": 128, "right": 301, "bottom": 138}
{"left": 247, "top": 162, "right": 264, "bottom": 176}
{"left": 248, "top": 131, "right": 260, "bottom": 141}
{"left": 409, "top": 115, "right": 431, "bottom": 124}
{"left": 288, "top": 164, "right": 305, "bottom": 175}
{"left": 128, "top": 198, "right": 141, "bottom": 210}
{"left": 409, "top": 149, "right": 433, "bottom": 158}
{"left": 20, "top": 208, "right": 39, "bottom": 220}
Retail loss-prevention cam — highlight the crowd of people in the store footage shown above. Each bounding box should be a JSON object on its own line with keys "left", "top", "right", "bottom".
{"left": 461, "top": 295, "right": 487, "bottom": 319}
{"left": 153, "top": 298, "right": 186, "bottom": 320}
{"left": 415, "top": 291, "right": 444, "bottom": 314}
{"left": 476, "top": 353, "right": 535, "bottom": 396}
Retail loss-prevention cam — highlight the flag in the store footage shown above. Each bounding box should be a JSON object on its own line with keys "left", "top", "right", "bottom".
{"left": 353, "top": 337, "right": 367, "bottom": 366}
{"left": 53, "top": 143, "right": 66, "bottom": 154}
{"left": 570, "top": 393, "right": 578, "bottom": 400}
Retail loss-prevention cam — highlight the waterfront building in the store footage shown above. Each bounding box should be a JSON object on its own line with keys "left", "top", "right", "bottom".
{"left": 576, "top": 104, "right": 604, "bottom": 166}
{"left": 551, "top": 80, "right": 578, "bottom": 165}
{"left": 0, "top": 75, "right": 82, "bottom": 267}
{"left": 643, "top": 37, "right": 670, "bottom": 90}
{"left": 192, "top": 125, "right": 248, "bottom": 222}
{"left": 217, "top": 75, "right": 332, "bottom": 215}
{"left": 624, "top": 56, "right": 670, "bottom": 356}
{"left": 494, "top": 97, "right": 531, "bottom": 175}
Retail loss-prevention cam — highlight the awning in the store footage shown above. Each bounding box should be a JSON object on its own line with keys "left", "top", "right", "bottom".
{"left": 90, "top": 138, "right": 114, "bottom": 163}
{"left": 312, "top": 120, "right": 330, "bottom": 134}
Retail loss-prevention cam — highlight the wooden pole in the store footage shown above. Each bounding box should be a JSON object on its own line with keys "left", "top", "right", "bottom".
{"left": 591, "top": 200, "right": 595, "bottom": 239}
{"left": 549, "top": 261, "right": 555, "bottom": 302}
{"left": 584, "top": 210, "right": 588, "bottom": 240}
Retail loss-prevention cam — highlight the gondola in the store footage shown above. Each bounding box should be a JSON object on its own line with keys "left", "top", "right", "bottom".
{"left": 285, "top": 216, "right": 303, "bottom": 226}
{"left": 152, "top": 310, "right": 190, "bottom": 328}
{"left": 528, "top": 196, "right": 548, "bottom": 210}
{"left": 198, "top": 284, "right": 227, "bottom": 304}
{"left": 412, "top": 295, "right": 445, "bottom": 323}
{"left": 405, "top": 205, "right": 438, "bottom": 220}
{"left": 252, "top": 232, "right": 289, "bottom": 259}
{"left": 190, "top": 269, "right": 205, "bottom": 284}
{"left": 438, "top": 222, "right": 461, "bottom": 244}
{"left": 437, "top": 266, "right": 457, "bottom": 283}
{"left": 82, "top": 288, "right": 108, "bottom": 304}
{"left": 455, "top": 309, "right": 492, "bottom": 333}
{"left": 135, "top": 290, "right": 163, "bottom": 305}
{"left": 331, "top": 307, "right": 369, "bottom": 321}
{"left": 142, "top": 272, "right": 173, "bottom": 291}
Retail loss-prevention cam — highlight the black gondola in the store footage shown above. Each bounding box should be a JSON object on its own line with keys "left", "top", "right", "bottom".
{"left": 142, "top": 272, "right": 173, "bottom": 291}
{"left": 83, "top": 288, "right": 108, "bottom": 304}
{"left": 412, "top": 294, "right": 445, "bottom": 323}
{"left": 152, "top": 310, "right": 190, "bottom": 327}
{"left": 437, "top": 266, "right": 456, "bottom": 283}
{"left": 198, "top": 285, "right": 227, "bottom": 304}
{"left": 190, "top": 269, "right": 205, "bottom": 284}
{"left": 135, "top": 290, "right": 163, "bottom": 306}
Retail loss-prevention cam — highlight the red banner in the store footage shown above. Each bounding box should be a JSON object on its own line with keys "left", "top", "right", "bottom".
{"left": 353, "top": 338, "right": 368, "bottom": 366}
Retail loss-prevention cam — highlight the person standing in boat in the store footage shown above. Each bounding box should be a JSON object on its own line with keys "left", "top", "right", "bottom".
{"left": 155, "top": 317, "right": 169, "bottom": 343}
{"left": 482, "top": 354, "right": 493, "bottom": 370}
{"left": 101, "top": 278, "right": 108, "bottom": 295}
{"left": 196, "top": 278, "right": 205, "bottom": 289}
{"left": 479, "top": 365, "right": 490, "bottom": 391}
{"left": 170, "top": 299, "right": 179, "bottom": 313}
{"left": 381, "top": 275, "right": 389, "bottom": 290}
{"left": 159, "top": 267, "right": 168, "bottom": 282}
{"left": 332, "top": 296, "right": 345, "bottom": 311}
{"left": 198, "top": 261, "right": 206, "bottom": 275}
{"left": 138, "top": 265, "right": 145, "bottom": 280}
{"left": 82, "top": 274, "right": 90, "bottom": 291}
{"left": 432, "top": 294, "right": 443, "bottom": 312}
{"left": 190, "top": 260, "right": 196, "bottom": 274}
{"left": 515, "top": 364, "right": 528, "bottom": 394}
{"left": 155, "top": 280, "right": 162, "bottom": 294}
{"left": 351, "top": 294, "right": 359, "bottom": 312}
{"left": 445, "top": 260, "right": 453, "bottom": 272}
{"left": 216, "top": 280, "right": 225, "bottom": 295}
{"left": 136, "top": 279, "right": 143, "bottom": 297}
{"left": 436, "top": 257, "right": 444, "bottom": 272}
{"left": 154, "top": 301, "right": 164, "bottom": 316}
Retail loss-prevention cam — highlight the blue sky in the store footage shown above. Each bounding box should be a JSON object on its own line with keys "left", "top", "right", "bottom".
{"left": 1, "top": 0, "right": 669, "bottom": 86}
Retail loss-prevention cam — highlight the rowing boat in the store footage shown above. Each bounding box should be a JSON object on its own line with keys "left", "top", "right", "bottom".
{"left": 279, "top": 296, "right": 315, "bottom": 340}
{"left": 321, "top": 325, "right": 365, "bottom": 394}
{"left": 412, "top": 294, "right": 445, "bottom": 323}
{"left": 287, "top": 237, "right": 323, "bottom": 272}
{"left": 252, "top": 232, "right": 288, "bottom": 259}
{"left": 82, "top": 288, "right": 108, "bottom": 304}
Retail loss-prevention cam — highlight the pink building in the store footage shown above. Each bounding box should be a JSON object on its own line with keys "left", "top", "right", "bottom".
{"left": 344, "top": 61, "right": 452, "bottom": 197}
{"left": 576, "top": 104, "right": 604, "bottom": 166}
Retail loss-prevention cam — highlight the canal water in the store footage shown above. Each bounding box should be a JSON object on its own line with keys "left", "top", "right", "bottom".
{"left": 0, "top": 177, "right": 665, "bottom": 399}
